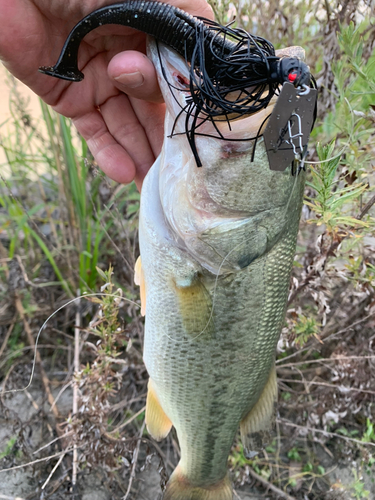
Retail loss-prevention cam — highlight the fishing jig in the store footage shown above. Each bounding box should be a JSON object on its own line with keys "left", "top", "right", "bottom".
{"left": 39, "top": 0, "right": 316, "bottom": 167}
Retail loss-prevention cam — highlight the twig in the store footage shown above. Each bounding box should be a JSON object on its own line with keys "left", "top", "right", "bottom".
{"left": 287, "top": 266, "right": 320, "bottom": 306}
{"left": 275, "top": 347, "right": 310, "bottom": 365}
{"left": 0, "top": 363, "right": 17, "bottom": 403}
{"left": 14, "top": 296, "right": 60, "bottom": 419}
{"left": 0, "top": 449, "right": 73, "bottom": 473}
{"left": 248, "top": 467, "right": 297, "bottom": 500}
{"left": 278, "top": 355, "right": 375, "bottom": 369}
{"left": 33, "top": 431, "right": 74, "bottom": 455}
{"left": 322, "top": 313, "right": 374, "bottom": 342}
{"left": 279, "top": 378, "right": 375, "bottom": 395}
{"left": 41, "top": 453, "right": 65, "bottom": 490}
{"left": 145, "top": 438, "right": 175, "bottom": 471}
{"left": 72, "top": 291, "right": 81, "bottom": 489}
{"left": 356, "top": 192, "right": 375, "bottom": 219}
{"left": 24, "top": 390, "right": 41, "bottom": 410}
{"left": 110, "top": 394, "right": 147, "bottom": 412}
{"left": 122, "top": 420, "right": 146, "bottom": 500}
{"left": 109, "top": 405, "right": 146, "bottom": 434}
{"left": 278, "top": 418, "right": 375, "bottom": 448}
{"left": 0, "top": 316, "right": 17, "bottom": 358}
{"left": 0, "top": 495, "right": 26, "bottom": 500}
{"left": 50, "top": 381, "right": 73, "bottom": 413}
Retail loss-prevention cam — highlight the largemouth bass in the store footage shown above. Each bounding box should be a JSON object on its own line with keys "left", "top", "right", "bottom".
{"left": 136, "top": 41, "right": 307, "bottom": 500}
{"left": 39, "top": 4, "right": 313, "bottom": 498}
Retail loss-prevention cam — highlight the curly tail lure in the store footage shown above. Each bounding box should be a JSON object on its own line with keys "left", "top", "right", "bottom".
{"left": 39, "top": 0, "right": 316, "bottom": 167}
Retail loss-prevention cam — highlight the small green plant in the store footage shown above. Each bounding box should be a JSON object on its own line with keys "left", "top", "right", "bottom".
{"left": 229, "top": 443, "right": 271, "bottom": 479}
{"left": 337, "top": 427, "right": 360, "bottom": 438}
{"left": 350, "top": 470, "right": 370, "bottom": 499}
{"left": 0, "top": 436, "right": 21, "bottom": 460}
{"left": 361, "top": 419, "right": 375, "bottom": 444}
{"left": 305, "top": 142, "right": 368, "bottom": 231}
{"left": 287, "top": 447, "right": 302, "bottom": 462}
{"left": 293, "top": 313, "right": 320, "bottom": 346}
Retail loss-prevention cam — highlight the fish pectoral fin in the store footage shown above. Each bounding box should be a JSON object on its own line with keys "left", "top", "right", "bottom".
{"left": 145, "top": 379, "right": 172, "bottom": 441}
{"left": 240, "top": 365, "right": 277, "bottom": 456}
{"left": 173, "top": 276, "right": 214, "bottom": 341}
{"left": 164, "top": 465, "right": 232, "bottom": 500}
{"left": 134, "top": 256, "right": 146, "bottom": 316}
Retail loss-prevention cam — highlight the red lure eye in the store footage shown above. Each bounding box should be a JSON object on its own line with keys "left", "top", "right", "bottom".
{"left": 288, "top": 72, "right": 297, "bottom": 83}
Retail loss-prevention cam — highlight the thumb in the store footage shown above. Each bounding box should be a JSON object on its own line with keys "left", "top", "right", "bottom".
{"left": 108, "top": 50, "right": 164, "bottom": 103}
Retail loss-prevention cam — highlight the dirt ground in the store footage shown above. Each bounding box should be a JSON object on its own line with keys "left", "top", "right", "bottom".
{"left": 0, "top": 382, "right": 258, "bottom": 499}
{"left": 1, "top": 379, "right": 374, "bottom": 500}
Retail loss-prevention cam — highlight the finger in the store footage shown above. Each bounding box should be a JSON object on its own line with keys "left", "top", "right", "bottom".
{"left": 108, "top": 50, "right": 164, "bottom": 103}
{"left": 72, "top": 108, "right": 137, "bottom": 186}
{"left": 100, "top": 92, "right": 163, "bottom": 186}
{"left": 128, "top": 97, "right": 165, "bottom": 160}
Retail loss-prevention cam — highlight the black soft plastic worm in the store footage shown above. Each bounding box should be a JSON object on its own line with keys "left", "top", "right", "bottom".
{"left": 39, "top": 0, "right": 311, "bottom": 87}
{"left": 39, "top": 0, "right": 314, "bottom": 166}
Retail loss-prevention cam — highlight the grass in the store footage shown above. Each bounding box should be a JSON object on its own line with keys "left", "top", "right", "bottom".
{"left": 1, "top": 93, "right": 140, "bottom": 296}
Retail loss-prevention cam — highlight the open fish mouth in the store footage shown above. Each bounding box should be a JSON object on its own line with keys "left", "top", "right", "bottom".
{"left": 39, "top": 0, "right": 315, "bottom": 167}
{"left": 38, "top": 0, "right": 315, "bottom": 275}
{"left": 146, "top": 40, "right": 307, "bottom": 275}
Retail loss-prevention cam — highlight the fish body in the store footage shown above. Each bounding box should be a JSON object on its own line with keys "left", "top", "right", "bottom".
{"left": 137, "top": 41, "right": 306, "bottom": 500}
{"left": 37, "top": 3, "right": 312, "bottom": 498}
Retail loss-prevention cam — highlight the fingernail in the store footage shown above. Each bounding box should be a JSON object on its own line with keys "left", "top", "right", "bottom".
{"left": 114, "top": 71, "right": 144, "bottom": 88}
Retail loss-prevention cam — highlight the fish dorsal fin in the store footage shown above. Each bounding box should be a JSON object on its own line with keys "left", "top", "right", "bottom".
{"left": 134, "top": 256, "right": 146, "bottom": 316}
{"left": 145, "top": 379, "right": 172, "bottom": 441}
{"left": 240, "top": 365, "right": 277, "bottom": 455}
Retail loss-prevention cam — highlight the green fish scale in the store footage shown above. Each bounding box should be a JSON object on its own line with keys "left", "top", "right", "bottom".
{"left": 141, "top": 160, "right": 305, "bottom": 485}
{"left": 139, "top": 39, "right": 308, "bottom": 487}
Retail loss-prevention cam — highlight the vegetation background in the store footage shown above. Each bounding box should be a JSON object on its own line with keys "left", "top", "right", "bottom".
{"left": 0, "top": 0, "right": 374, "bottom": 499}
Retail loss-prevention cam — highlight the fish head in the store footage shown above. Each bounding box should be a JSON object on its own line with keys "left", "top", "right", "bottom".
{"left": 147, "top": 39, "right": 307, "bottom": 274}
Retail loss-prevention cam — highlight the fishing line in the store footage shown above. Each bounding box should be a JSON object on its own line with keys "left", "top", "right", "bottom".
{"left": 162, "top": 162, "right": 302, "bottom": 345}
{"left": 307, "top": 98, "right": 354, "bottom": 165}
{"left": 156, "top": 23, "right": 315, "bottom": 167}
{"left": 162, "top": 237, "right": 249, "bottom": 344}
{"left": 0, "top": 293, "right": 140, "bottom": 396}
{"left": 2, "top": 180, "right": 304, "bottom": 373}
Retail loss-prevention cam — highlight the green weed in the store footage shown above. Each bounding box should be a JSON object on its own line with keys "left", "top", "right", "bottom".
{"left": 305, "top": 142, "right": 368, "bottom": 231}
{"left": 350, "top": 470, "right": 370, "bottom": 499}
{"left": 361, "top": 419, "right": 375, "bottom": 444}
{"left": 0, "top": 436, "right": 22, "bottom": 460}
{"left": 293, "top": 313, "right": 320, "bottom": 346}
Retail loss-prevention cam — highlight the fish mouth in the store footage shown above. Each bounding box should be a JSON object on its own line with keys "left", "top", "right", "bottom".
{"left": 153, "top": 41, "right": 286, "bottom": 147}
{"left": 38, "top": 1, "right": 312, "bottom": 166}
{"left": 152, "top": 42, "right": 309, "bottom": 166}
{"left": 151, "top": 41, "right": 308, "bottom": 274}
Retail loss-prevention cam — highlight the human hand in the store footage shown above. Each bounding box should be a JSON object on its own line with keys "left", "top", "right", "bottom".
{"left": 0, "top": 0, "right": 213, "bottom": 189}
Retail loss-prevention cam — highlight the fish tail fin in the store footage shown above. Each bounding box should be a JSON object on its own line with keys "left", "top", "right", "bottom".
{"left": 163, "top": 466, "right": 232, "bottom": 500}
{"left": 240, "top": 364, "right": 277, "bottom": 455}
